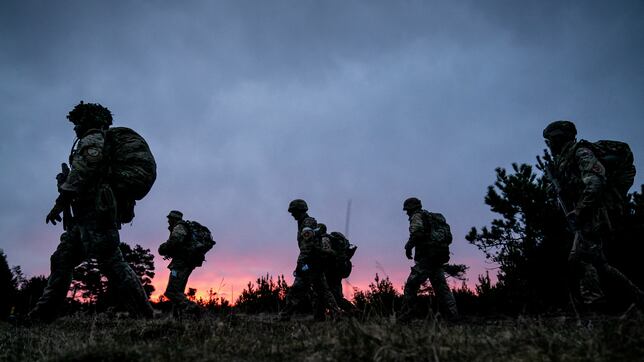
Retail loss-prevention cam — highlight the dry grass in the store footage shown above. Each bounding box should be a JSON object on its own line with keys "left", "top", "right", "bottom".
{"left": 1, "top": 312, "right": 643, "bottom": 361}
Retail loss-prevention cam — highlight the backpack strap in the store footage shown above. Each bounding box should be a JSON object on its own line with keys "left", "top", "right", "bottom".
{"left": 420, "top": 210, "right": 432, "bottom": 237}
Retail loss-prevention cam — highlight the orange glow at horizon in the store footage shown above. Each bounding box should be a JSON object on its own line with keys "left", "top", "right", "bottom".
{"left": 149, "top": 269, "right": 480, "bottom": 305}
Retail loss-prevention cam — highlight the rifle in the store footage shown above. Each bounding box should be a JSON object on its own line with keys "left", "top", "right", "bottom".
{"left": 56, "top": 163, "right": 73, "bottom": 230}
{"left": 536, "top": 153, "right": 577, "bottom": 232}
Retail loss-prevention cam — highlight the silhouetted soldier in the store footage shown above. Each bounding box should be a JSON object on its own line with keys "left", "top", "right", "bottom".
{"left": 30, "top": 102, "right": 155, "bottom": 322}
{"left": 399, "top": 197, "right": 458, "bottom": 321}
{"left": 542, "top": 120, "right": 643, "bottom": 308}
{"left": 318, "top": 223, "right": 357, "bottom": 314}
{"left": 158, "top": 210, "right": 215, "bottom": 317}
{"left": 279, "top": 199, "right": 340, "bottom": 321}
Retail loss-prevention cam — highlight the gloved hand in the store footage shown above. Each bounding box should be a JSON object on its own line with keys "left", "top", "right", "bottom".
{"left": 45, "top": 204, "right": 64, "bottom": 225}
{"left": 56, "top": 163, "right": 70, "bottom": 189}
{"left": 405, "top": 243, "right": 413, "bottom": 260}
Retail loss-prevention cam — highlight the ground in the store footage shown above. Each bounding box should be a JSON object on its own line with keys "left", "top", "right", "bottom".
{"left": 1, "top": 312, "right": 643, "bottom": 361}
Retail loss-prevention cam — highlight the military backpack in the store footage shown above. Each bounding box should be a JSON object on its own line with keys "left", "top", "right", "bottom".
{"left": 328, "top": 231, "right": 357, "bottom": 278}
{"left": 420, "top": 211, "right": 453, "bottom": 247}
{"left": 578, "top": 140, "right": 636, "bottom": 197}
{"left": 103, "top": 127, "right": 157, "bottom": 223}
{"left": 184, "top": 220, "right": 216, "bottom": 266}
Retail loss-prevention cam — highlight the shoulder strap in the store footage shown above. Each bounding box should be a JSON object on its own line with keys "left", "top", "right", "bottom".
{"left": 420, "top": 210, "right": 431, "bottom": 234}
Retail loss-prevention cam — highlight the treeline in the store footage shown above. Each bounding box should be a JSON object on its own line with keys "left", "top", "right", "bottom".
{"left": 2, "top": 158, "right": 643, "bottom": 319}
{"left": 467, "top": 161, "right": 644, "bottom": 314}
{"left": 0, "top": 243, "right": 156, "bottom": 318}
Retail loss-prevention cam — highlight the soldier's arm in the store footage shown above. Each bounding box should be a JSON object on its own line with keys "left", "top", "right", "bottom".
{"left": 407, "top": 213, "right": 425, "bottom": 247}
{"left": 575, "top": 147, "right": 606, "bottom": 211}
{"left": 59, "top": 130, "right": 105, "bottom": 195}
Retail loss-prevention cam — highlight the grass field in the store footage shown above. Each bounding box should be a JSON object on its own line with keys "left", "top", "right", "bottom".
{"left": 1, "top": 312, "right": 643, "bottom": 362}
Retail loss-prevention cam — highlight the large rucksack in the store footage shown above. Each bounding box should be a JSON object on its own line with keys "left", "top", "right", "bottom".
{"left": 185, "top": 220, "right": 216, "bottom": 266}
{"left": 580, "top": 140, "right": 636, "bottom": 197}
{"left": 329, "top": 231, "right": 357, "bottom": 278}
{"left": 421, "top": 211, "right": 453, "bottom": 247}
{"left": 103, "top": 127, "right": 157, "bottom": 223}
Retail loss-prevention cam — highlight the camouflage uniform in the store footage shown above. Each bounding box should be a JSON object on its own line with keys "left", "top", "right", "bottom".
{"left": 400, "top": 198, "right": 458, "bottom": 320}
{"left": 158, "top": 211, "right": 202, "bottom": 315}
{"left": 280, "top": 201, "right": 340, "bottom": 321}
{"left": 553, "top": 135, "right": 643, "bottom": 305}
{"left": 321, "top": 231, "right": 356, "bottom": 313}
{"left": 31, "top": 127, "right": 153, "bottom": 321}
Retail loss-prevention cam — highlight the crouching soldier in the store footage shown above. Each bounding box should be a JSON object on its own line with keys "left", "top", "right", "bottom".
{"left": 399, "top": 197, "right": 458, "bottom": 322}
{"left": 158, "top": 210, "right": 216, "bottom": 316}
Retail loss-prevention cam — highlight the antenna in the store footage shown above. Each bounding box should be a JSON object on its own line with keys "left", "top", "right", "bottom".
{"left": 344, "top": 199, "right": 352, "bottom": 237}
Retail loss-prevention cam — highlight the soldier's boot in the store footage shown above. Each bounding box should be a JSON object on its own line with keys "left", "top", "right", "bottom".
{"left": 436, "top": 290, "right": 460, "bottom": 322}
{"left": 278, "top": 297, "right": 297, "bottom": 321}
{"left": 278, "top": 307, "right": 293, "bottom": 322}
{"left": 339, "top": 298, "right": 358, "bottom": 316}
{"left": 172, "top": 302, "right": 203, "bottom": 319}
{"left": 398, "top": 295, "right": 415, "bottom": 323}
{"left": 28, "top": 249, "right": 77, "bottom": 323}
{"left": 102, "top": 253, "right": 154, "bottom": 319}
{"left": 323, "top": 293, "right": 343, "bottom": 321}
{"left": 278, "top": 285, "right": 305, "bottom": 321}
{"left": 313, "top": 304, "right": 326, "bottom": 322}
{"left": 578, "top": 262, "right": 605, "bottom": 309}
{"left": 425, "top": 267, "right": 460, "bottom": 321}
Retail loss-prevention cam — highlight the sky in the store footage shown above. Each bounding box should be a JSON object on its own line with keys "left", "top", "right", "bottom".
{"left": 1, "top": 0, "right": 643, "bottom": 302}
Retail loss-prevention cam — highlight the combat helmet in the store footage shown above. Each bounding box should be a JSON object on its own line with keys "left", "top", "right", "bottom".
{"left": 67, "top": 101, "right": 113, "bottom": 129}
{"left": 288, "top": 199, "right": 308, "bottom": 213}
{"left": 543, "top": 120, "right": 577, "bottom": 140}
{"left": 403, "top": 197, "right": 422, "bottom": 211}
{"left": 167, "top": 210, "right": 184, "bottom": 220}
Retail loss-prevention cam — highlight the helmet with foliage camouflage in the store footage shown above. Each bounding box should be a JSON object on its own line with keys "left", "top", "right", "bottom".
{"left": 543, "top": 120, "right": 577, "bottom": 140}
{"left": 67, "top": 101, "right": 113, "bottom": 129}
{"left": 403, "top": 197, "right": 422, "bottom": 211}
{"left": 167, "top": 210, "right": 183, "bottom": 220}
{"left": 288, "top": 199, "right": 308, "bottom": 213}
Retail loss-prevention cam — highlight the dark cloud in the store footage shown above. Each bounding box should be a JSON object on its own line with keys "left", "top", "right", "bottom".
{"left": 1, "top": 1, "right": 643, "bottom": 291}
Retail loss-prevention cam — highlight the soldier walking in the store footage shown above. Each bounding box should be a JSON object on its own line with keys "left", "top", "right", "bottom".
{"left": 399, "top": 197, "right": 458, "bottom": 321}
{"left": 318, "top": 223, "right": 357, "bottom": 314}
{"left": 279, "top": 199, "right": 341, "bottom": 321}
{"left": 30, "top": 102, "right": 155, "bottom": 322}
{"left": 158, "top": 210, "right": 215, "bottom": 316}
{"left": 542, "top": 120, "right": 643, "bottom": 308}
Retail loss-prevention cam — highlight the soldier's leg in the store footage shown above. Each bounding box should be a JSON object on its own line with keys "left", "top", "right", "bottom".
{"left": 92, "top": 228, "right": 153, "bottom": 318}
{"left": 569, "top": 229, "right": 605, "bottom": 305}
{"left": 164, "top": 266, "right": 197, "bottom": 314}
{"left": 29, "top": 229, "right": 83, "bottom": 320}
{"left": 596, "top": 261, "right": 644, "bottom": 306}
{"left": 400, "top": 263, "right": 430, "bottom": 319}
{"left": 427, "top": 266, "right": 459, "bottom": 319}
{"left": 279, "top": 275, "right": 309, "bottom": 320}
{"left": 311, "top": 271, "right": 340, "bottom": 320}
{"left": 327, "top": 274, "right": 355, "bottom": 313}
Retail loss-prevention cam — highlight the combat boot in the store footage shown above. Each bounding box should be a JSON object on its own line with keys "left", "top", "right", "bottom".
{"left": 397, "top": 296, "right": 415, "bottom": 323}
